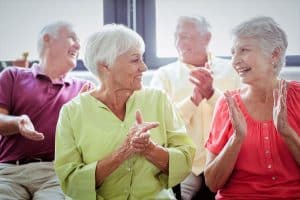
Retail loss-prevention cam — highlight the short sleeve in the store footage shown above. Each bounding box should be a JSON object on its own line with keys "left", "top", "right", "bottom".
{"left": 0, "top": 68, "right": 15, "bottom": 111}
{"left": 287, "top": 81, "right": 300, "bottom": 136}
{"left": 205, "top": 94, "right": 234, "bottom": 155}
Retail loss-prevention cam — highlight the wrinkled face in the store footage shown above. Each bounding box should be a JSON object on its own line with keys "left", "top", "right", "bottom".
{"left": 175, "top": 20, "right": 209, "bottom": 66}
{"left": 231, "top": 37, "right": 274, "bottom": 84}
{"left": 47, "top": 26, "right": 80, "bottom": 70}
{"left": 108, "top": 47, "right": 147, "bottom": 91}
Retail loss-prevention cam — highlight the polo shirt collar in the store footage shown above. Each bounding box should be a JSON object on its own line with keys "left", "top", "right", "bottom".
{"left": 32, "top": 63, "right": 71, "bottom": 85}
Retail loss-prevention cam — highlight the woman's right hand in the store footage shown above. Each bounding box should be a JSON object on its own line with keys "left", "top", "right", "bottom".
{"left": 120, "top": 110, "right": 159, "bottom": 158}
{"left": 224, "top": 91, "right": 247, "bottom": 140}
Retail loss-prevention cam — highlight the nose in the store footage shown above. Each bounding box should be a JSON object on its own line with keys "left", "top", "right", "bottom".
{"left": 231, "top": 53, "right": 241, "bottom": 67}
{"left": 74, "top": 40, "right": 80, "bottom": 50}
{"left": 140, "top": 60, "right": 147, "bottom": 72}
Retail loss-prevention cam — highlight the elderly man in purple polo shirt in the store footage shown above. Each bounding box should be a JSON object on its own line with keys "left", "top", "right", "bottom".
{"left": 0, "top": 21, "right": 92, "bottom": 199}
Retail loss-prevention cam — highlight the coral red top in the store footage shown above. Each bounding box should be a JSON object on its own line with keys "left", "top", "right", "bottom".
{"left": 206, "top": 81, "right": 300, "bottom": 199}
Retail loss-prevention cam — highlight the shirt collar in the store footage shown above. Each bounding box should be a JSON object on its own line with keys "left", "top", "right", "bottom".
{"left": 31, "top": 63, "right": 71, "bottom": 85}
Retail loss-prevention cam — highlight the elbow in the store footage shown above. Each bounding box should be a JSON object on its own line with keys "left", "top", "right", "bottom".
{"left": 204, "top": 168, "right": 220, "bottom": 193}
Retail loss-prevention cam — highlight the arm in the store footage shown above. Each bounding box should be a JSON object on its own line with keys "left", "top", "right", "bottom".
{"left": 204, "top": 91, "right": 247, "bottom": 192}
{"left": 95, "top": 117, "right": 159, "bottom": 186}
{"left": 279, "top": 127, "right": 300, "bottom": 165}
{"left": 273, "top": 80, "right": 300, "bottom": 165}
{"left": 0, "top": 107, "right": 20, "bottom": 135}
{"left": 204, "top": 134, "right": 243, "bottom": 192}
{"left": 0, "top": 108, "right": 44, "bottom": 140}
{"left": 160, "top": 92, "right": 195, "bottom": 188}
{"left": 55, "top": 105, "right": 98, "bottom": 200}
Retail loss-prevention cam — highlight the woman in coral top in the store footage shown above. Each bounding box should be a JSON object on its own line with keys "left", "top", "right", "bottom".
{"left": 204, "top": 16, "right": 300, "bottom": 199}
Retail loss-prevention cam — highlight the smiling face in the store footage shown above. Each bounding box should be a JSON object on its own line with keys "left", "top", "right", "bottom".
{"left": 175, "top": 20, "right": 210, "bottom": 66}
{"left": 231, "top": 37, "right": 276, "bottom": 84}
{"left": 46, "top": 26, "right": 80, "bottom": 71}
{"left": 107, "top": 47, "right": 147, "bottom": 92}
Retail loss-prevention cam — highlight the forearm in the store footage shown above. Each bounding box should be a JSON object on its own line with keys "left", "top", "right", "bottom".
{"left": 95, "top": 147, "right": 129, "bottom": 187}
{"left": 204, "top": 134, "right": 243, "bottom": 192}
{"left": 0, "top": 114, "right": 21, "bottom": 136}
{"left": 143, "top": 142, "right": 169, "bottom": 174}
{"left": 280, "top": 126, "right": 300, "bottom": 166}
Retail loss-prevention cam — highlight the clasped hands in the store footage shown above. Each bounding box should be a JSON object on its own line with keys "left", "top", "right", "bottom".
{"left": 122, "top": 110, "right": 159, "bottom": 158}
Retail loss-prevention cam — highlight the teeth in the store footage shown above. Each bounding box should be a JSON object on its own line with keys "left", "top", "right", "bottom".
{"left": 68, "top": 51, "right": 77, "bottom": 56}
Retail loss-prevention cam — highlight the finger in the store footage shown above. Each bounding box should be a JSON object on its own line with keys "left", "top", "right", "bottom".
{"left": 139, "top": 122, "right": 159, "bottom": 133}
{"left": 135, "top": 110, "right": 143, "bottom": 125}
{"left": 79, "top": 82, "right": 91, "bottom": 93}
{"left": 204, "top": 62, "right": 211, "bottom": 70}
{"left": 273, "top": 88, "right": 279, "bottom": 108}
{"left": 191, "top": 69, "right": 212, "bottom": 79}
{"left": 23, "top": 130, "right": 45, "bottom": 141}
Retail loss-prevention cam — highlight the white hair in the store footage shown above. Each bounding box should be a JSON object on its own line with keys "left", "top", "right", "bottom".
{"left": 37, "top": 21, "right": 74, "bottom": 59}
{"left": 232, "top": 16, "right": 288, "bottom": 75}
{"left": 176, "top": 16, "right": 211, "bottom": 35}
{"left": 84, "top": 24, "right": 145, "bottom": 77}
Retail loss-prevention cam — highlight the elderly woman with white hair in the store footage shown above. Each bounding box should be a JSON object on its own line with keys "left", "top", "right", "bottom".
{"left": 204, "top": 16, "right": 300, "bottom": 199}
{"left": 54, "top": 24, "right": 195, "bottom": 200}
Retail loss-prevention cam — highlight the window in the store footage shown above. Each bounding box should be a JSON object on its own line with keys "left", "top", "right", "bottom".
{"left": 145, "top": 0, "right": 300, "bottom": 69}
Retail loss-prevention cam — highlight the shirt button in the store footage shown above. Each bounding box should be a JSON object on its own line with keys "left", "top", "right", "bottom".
{"left": 267, "top": 164, "right": 272, "bottom": 169}
{"left": 264, "top": 136, "right": 269, "bottom": 140}
{"left": 265, "top": 150, "right": 270, "bottom": 154}
{"left": 120, "top": 123, "right": 125, "bottom": 127}
{"left": 127, "top": 167, "right": 131, "bottom": 171}
{"left": 272, "top": 176, "right": 276, "bottom": 180}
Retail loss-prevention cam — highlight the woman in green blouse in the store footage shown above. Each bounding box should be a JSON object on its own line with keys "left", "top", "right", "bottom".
{"left": 54, "top": 24, "right": 195, "bottom": 200}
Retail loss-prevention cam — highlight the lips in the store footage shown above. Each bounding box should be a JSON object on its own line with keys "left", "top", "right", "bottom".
{"left": 235, "top": 66, "right": 251, "bottom": 75}
{"left": 68, "top": 50, "right": 77, "bottom": 58}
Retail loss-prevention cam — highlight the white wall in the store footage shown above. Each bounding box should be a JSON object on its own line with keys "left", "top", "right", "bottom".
{"left": 0, "top": 0, "right": 103, "bottom": 60}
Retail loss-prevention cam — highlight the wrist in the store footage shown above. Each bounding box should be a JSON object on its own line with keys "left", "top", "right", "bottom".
{"left": 205, "top": 88, "right": 215, "bottom": 100}
{"left": 143, "top": 140, "right": 156, "bottom": 157}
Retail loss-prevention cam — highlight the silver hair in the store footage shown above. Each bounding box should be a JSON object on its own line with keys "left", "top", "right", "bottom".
{"left": 232, "top": 16, "right": 288, "bottom": 75}
{"left": 37, "top": 21, "right": 74, "bottom": 59}
{"left": 84, "top": 24, "right": 145, "bottom": 77}
{"left": 176, "top": 16, "right": 211, "bottom": 35}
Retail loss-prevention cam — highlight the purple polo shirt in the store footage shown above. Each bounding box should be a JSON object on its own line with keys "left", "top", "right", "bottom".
{"left": 0, "top": 64, "right": 88, "bottom": 163}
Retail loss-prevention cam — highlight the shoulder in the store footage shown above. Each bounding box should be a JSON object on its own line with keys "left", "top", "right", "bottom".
{"left": 136, "top": 87, "right": 167, "bottom": 98}
{"left": 155, "top": 61, "right": 180, "bottom": 74}
{"left": 0, "top": 66, "right": 31, "bottom": 77}
{"left": 287, "top": 81, "right": 300, "bottom": 101}
{"left": 62, "top": 92, "right": 90, "bottom": 110}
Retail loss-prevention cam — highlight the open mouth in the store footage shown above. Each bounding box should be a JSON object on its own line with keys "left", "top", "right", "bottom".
{"left": 68, "top": 50, "right": 77, "bottom": 57}
{"left": 236, "top": 66, "right": 251, "bottom": 76}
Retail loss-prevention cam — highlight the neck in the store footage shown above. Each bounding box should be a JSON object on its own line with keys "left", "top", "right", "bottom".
{"left": 94, "top": 84, "right": 133, "bottom": 112}
{"left": 40, "top": 59, "right": 68, "bottom": 81}
{"left": 245, "top": 78, "right": 279, "bottom": 103}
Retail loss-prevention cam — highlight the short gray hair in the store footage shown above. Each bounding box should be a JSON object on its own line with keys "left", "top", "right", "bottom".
{"left": 232, "top": 16, "right": 288, "bottom": 75}
{"left": 177, "top": 16, "right": 211, "bottom": 35}
{"left": 37, "top": 21, "right": 74, "bottom": 59}
{"left": 84, "top": 24, "right": 145, "bottom": 77}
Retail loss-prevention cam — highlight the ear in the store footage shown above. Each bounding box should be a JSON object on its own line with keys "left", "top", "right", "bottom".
{"left": 271, "top": 47, "right": 281, "bottom": 63}
{"left": 43, "top": 34, "right": 51, "bottom": 47}
{"left": 97, "top": 63, "right": 110, "bottom": 74}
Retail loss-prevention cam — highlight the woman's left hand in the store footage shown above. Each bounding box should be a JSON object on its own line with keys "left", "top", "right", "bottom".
{"left": 130, "top": 110, "right": 159, "bottom": 153}
{"left": 273, "top": 80, "right": 290, "bottom": 135}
